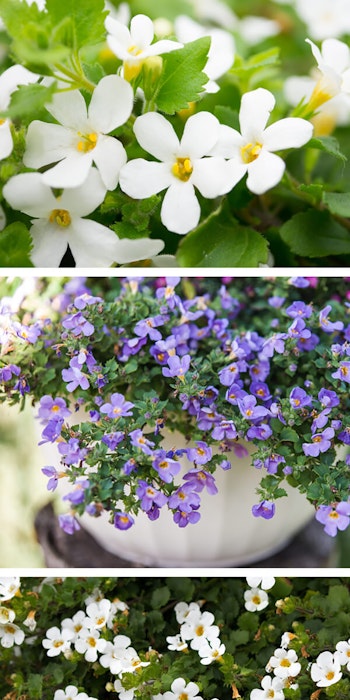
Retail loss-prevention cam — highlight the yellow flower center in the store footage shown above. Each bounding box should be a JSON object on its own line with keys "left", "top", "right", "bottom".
{"left": 326, "top": 671, "right": 335, "bottom": 681}
{"left": 329, "top": 511, "right": 339, "bottom": 519}
{"left": 195, "top": 624, "right": 204, "bottom": 636}
{"left": 280, "top": 658, "right": 291, "bottom": 667}
{"left": 241, "top": 141, "right": 262, "bottom": 164}
{"left": 172, "top": 157, "right": 193, "bottom": 182}
{"left": 252, "top": 595, "right": 261, "bottom": 605}
{"left": 76, "top": 131, "right": 98, "bottom": 153}
{"left": 49, "top": 209, "right": 71, "bottom": 227}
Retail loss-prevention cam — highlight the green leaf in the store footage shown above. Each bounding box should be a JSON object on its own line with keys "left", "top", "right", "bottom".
{"left": 150, "top": 586, "right": 171, "bottom": 609}
{"left": 280, "top": 209, "right": 350, "bottom": 257}
{"left": 0, "top": 0, "right": 44, "bottom": 38}
{"left": 45, "top": 0, "right": 108, "bottom": 48}
{"left": 177, "top": 206, "right": 269, "bottom": 266}
{"left": 323, "top": 191, "right": 350, "bottom": 217}
{"left": 280, "top": 427, "right": 300, "bottom": 443}
{"left": 308, "top": 136, "right": 347, "bottom": 162}
{"left": 2, "top": 82, "right": 57, "bottom": 122}
{"left": 155, "top": 37, "right": 211, "bottom": 114}
{"left": 0, "top": 222, "right": 33, "bottom": 266}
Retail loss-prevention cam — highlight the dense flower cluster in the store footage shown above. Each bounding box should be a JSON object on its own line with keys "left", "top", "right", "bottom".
{"left": 1, "top": 275, "right": 350, "bottom": 539}
{"left": 3, "top": 575, "right": 350, "bottom": 699}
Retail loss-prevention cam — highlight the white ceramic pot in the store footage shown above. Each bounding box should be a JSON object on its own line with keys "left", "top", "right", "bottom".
{"left": 38, "top": 418, "right": 314, "bottom": 567}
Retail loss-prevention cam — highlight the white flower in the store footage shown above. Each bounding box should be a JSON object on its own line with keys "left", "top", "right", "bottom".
{"left": 238, "top": 16, "right": 280, "bottom": 45}
{"left": 106, "top": 13, "right": 183, "bottom": 81}
{"left": 335, "top": 638, "right": 350, "bottom": 670}
{"left": 180, "top": 610, "right": 220, "bottom": 650}
{"left": 250, "top": 675, "right": 285, "bottom": 700}
{"left": 190, "top": 0, "right": 237, "bottom": 30}
{"left": 42, "top": 625, "right": 74, "bottom": 656}
{"left": 166, "top": 634, "right": 188, "bottom": 652}
{"left": 3, "top": 170, "right": 164, "bottom": 266}
{"left": 310, "top": 650, "right": 342, "bottom": 687}
{"left": 213, "top": 87, "right": 313, "bottom": 195}
{"left": 0, "top": 622, "right": 25, "bottom": 647}
{"left": 74, "top": 628, "right": 107, "bottom": 662}
{"left": 295, "top": 0, "right": 350, "bottom": 40}
{"left": 174, "top": 15, "right": 235, "bottom": 93}
{"left": 0, "top": 64, "right": 39, "bottom": 160}
{"left": 99, "top": 634, "right": 132, "bottom": 674}
{"left": 244, "top": 587, "right": 269, "bottom": 612}
{"left": 198, "top": 637, "right": 226, "bottom": 664}
{"left": 23, "top": 75, "right": 133, "bottom": 189}
{"left": 62, "top": 611, "right": 89, "bottom": 640}
{"left": 267, "top": 648, "right": 301, "bottom": 679}
{"left": 306, "top": 38, "right": 350, "bottom": 110}
{"left": 114, "top": 679, "right": 134, "bottom": 700}
{"left": 174, "top": 601, "right": 201, "bottom": 624}
{"left": 0, "top": 577, "right": 20, "bottom": 601}
{"left": 246, "top": 576, "right": 275, "bottom": 590}
{"left": 284, "top": 74, "right": 350, "bottom": 133}
{"left": 0, "top": 606, "right": 15, "bottom": 624}
{"left": 118, "top": 646, "right": 150, "bottom": 674}
{"left": 163, "top": 678, "right": 202, "bottom": 700}
{"left": 85, "top": 598, "right": 112, "bottom": 629}
{"left": 23, "top": 610, "right": 37, "bottom": 631}
{"left": 53, "top": 686, "right": 92, "bottom": 700}
{"left": 119, "top": 111, "right": 237, "bottom": 234}
{"left": 280, "top": 632, "right": 296, "bottom": 649}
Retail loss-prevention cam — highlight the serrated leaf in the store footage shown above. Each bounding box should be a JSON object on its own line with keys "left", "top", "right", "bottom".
{"left": 323, "top": 191, "right": 350, "bottom": 217}
{"left": 2, "top": 82, "right": 57, "bottom": 122}
{"left": 177, "top": 206, "right": 269, "bottom": 266}
{"left": 155, "top": 37, "right": 211, "bottom": 114}
{"left": 0, "top": 0, "right": 44, "bottom": 37}
{"left": 280, "top": 209, "right": 350, "bottom": 257}
{"left": 308, "top": 136, "right": 347, "bottom": 162}
{"left": 46, "top": 0, "right": 108, "bottom": 49}
{"left": 0, "top": 222, "right": 33, "bottom": 266}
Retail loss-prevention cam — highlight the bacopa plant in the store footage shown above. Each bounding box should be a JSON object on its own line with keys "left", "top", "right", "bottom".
{"left": 1, "top": 275, "right": 350, "bottom": 539}
{"left": 0, "top": 0, "right": 350, "bottom": 266}
{"left": 3, "top": 575, "right": 350, "bottom": 699}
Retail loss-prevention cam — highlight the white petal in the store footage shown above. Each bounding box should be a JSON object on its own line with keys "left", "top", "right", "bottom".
{"left": 112, "top": 237, "right": 165, "bottom": 263}
{"left": 130, "top": 14, "right": 154, "bottom": 49}
{"left": 306, "top": 38, "right": 323, "bottom": 67}
{"left": 161, "top": 181, "right": 200, "bottom": 234}
{"left": 134, "top": 112, "right": 179, "bottom": 161}
{"left": 180, "top": 111, "right": 220, "bottom": 157}
{"left": 209, "top": 124, "right": 244, "bottom": 158}
{"left": 239, "top": 88, "right": 275, "bottom": 140}
{"left": 88, "top": 75, "right": 134, "bottom": 133}
{"left": 30, "top": 219, "right": 69, "bottom": 266}
{"left": 205, "top": 29, "right": 235, "bottom": 81}
{"left": 107, "top": 34, "right": 131, "bottom": 61}
{"left": 145, "top": 39, "right": 183, "bottom": 56}
{"left": 119, "top": 159, "right": 172, "bottom": 198}
{"left": 3, "top": 173, "right": 55, "bottom": 217}
{"left": 24, "top": 121, "right": 75, "bottom": 169}
{"left": 263, "top": 118, "right": 313, "bottom": 151}
{"left": 226, "top": 159, "right": 248, "bottom": 188}
{"left": 0, "top": 120, "right": 13, "bottom": 159}
{"left": 68, "top": 219, "right": 125, "bottom": 266}
{"left": 192, "top": 157, "right": 234, "bottom": 197}
{"left": 46, "top": 90, "right": 88, "bottom": 130}
{"left": 0, "top": 65, "right": 39, "bottom": 109}
{"left": 321, "top": 38, "right": 350, "bottom": 74}
{"left": 246, "top": 149, "right": 285, "bottom": 194}
{"left": 41, "top": 152, "right": 93, "bottom": 188}
{"left": 92, "top": 135, "right": 127, "bottom": 190}
{"left": 59, "top": 169, "right": 107, "bottom": 217}
{"left": 105, "top": 14, "right": 131, "bottom": 46}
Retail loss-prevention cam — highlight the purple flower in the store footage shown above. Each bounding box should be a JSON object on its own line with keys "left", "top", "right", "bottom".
{"left": 218, "top": 362, "right": 246, "bottom": 386}
{"left": 264, "top": 454, "right": 286, "bottom": 474}
{"left": 211, "top": 419, "right": 237, "bottom": 441}
{"left": 289, "top": 276, "right": 310, "bottom": 288}
{"left": 118, "top": 336, "right": 147, "bottom": 361}
{"left": 237, "top": 395, "right": 270, "bottom": 421}
{"left": 182, "top": 469, "right": 218, "bottom": 494}
{"left": 289, "top": 387, "right": 313, "bottom": 409}
{"left": 252, "top": 500, "right": 275, "bottom": 519}
{"left": 168, "top": 485, "right": 201, "bottom": 511}
{"left": 186, "top": 441, "right": 212, "bottom": 465}
{"left": 246, "top": 424, "right": 273, "bottom": 440}
{"left": 39, "top": 418, "right": 64, "bottom": 444}
{"left": 250, "top": 381, "right": 272, "bottom": 402}
{"left": 62, "top": 312, "right": 94, "bottom": 337}
{"left": 102, "top": 432, "right": 125, "bottom": 450}
{"left": 58, "top": 513, "right": 81, "bottom": 535}
{"left": 311, "top": 408, "right": 331, "bottom": 431}
{"left": 0, "top": 364, "right": 21, "bottom": 381}
{"left": 332, "top": 362, "right": 350, "bottom": 383}
{"left": 315, "top": 502, "right": 350, "bottom": 536}
{"left": 319, "top": 305, "right": 344, "bottom": 333}
{"left": 129, "top": 428, "right": 155, "bottom": 455}
{"left": 62, "top": 357, "right": 90, "bottom": 391}
{"left": 100, "top": 392, "right": 134, "bottom": 419}
{"left": 42, "top": 466, "right": 60, "bottom": 491}
{"left": 173, "top": 508, "right": 201, "bottom": 527}
{"left": 134, "top": 315, "right": 165, "bottom": 341}
{"left": 162, "top": 354, "right": 191, "bottom": 381}
{"left": 286, "top": 301, "right": 312, "bottom": 318}
{"left": 268, "top": 296, "right": 286, "bottom": 309}
{"left": 337, "top": 427, "right": 350, "bottom": 445}
{"left": 318, "top": 388, "right": 340, "bottom": 408}
{"left": 156, "top": 277, "right": 181, "bottom": 309}
{"left": 136, "top": 480, "right": 168, "bottom": 512}
{"left": 73, "top": 293, "right": 103, "bottom": 309}
{"left": 63, "top": 478, "right": 90, "bottom": 505}
{"left": 287, "top": 318, "right": 311, "bottom": 340}
{"left": 37, "top": 395, "right": 71, "bottom": 423}
{"left": 114, "top": 511, "right": 134, "bottom": 530}
{"left": 58, "top": 438, "right": 88, "bottom": 465}
{"left": 14, "top": 322, "right": 41, "bottom": 343}
{"left": 152, "top": 450, "right": 181, "bottom": 483}
{"left": 260, "top": 334, "right": 286, "bottom": 358}
{"left": 302, "top": 427, "right": 335, "bottom": 456}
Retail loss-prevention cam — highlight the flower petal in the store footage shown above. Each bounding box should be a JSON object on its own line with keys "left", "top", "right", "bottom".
{"left": 134, "top": 112, "right": 179, "bottom": 161}
{"left": 46, "top": 89, "right": 88, "bottom": 130}
{"left": 88, "top": 75, "right": 134, "bottom": 133}
{"left": 321, "top": 38, "right": 350, "bottom": 74}
{"left": 0, "top": 120, "right": 13, "bottom": 159}
{"left": 246, "top": 149, "right": 285, "bottom": 194}
{"left": 30, "top": 219, "right": 68, "bottom": 266}
{"left": 192, "top": 157, "right": 235, "bottom": 197}
{"left": 92, "top": 135, "right": 127, "bottom": 190}
{"left": 59, "top": 168, "right": 107, "bottom": 217}
{"left": 209, "top": 124, "right": 243, "bottom": 158}
{"left": 41, "top": 152, "right": 93, "bottom": 188}
{"left": 24, "top": 121, "right": 74, "bottom": 169}
{"left": 180, "top": 111, "right": 220, "bottom": 157}
{"left": 105, "top": 14, "right": 131, "bottom": 47}
{"left": 68, "top": 219, "right": 125, "bottom": 266}
{"left": 263, "top": 118, "right": 313, "bottom": 151}
{"left": 161, "top": 181, "right": 200, "bottom": 234}
{"left": 130, "top": 14, "right": 154, "bottom": 49}
{"left": 0, "top": 65, "right": 39, "bottom": 109}
{"left": 110, "top": 237, "right": 165, "bottom": 264}
{"left": 119, "top": 159, "right": 172, "bottom": 198}
{"left": 145, "top": 39, "right": 183, "bottom": 56}
{"left": 3, "top": 172, "right": 56, "bottom": 217}
{"left": 239, "top": 87, "right": 275, "bottom": 140}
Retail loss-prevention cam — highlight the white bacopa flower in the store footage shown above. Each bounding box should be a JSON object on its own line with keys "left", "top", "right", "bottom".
{"left": 250, "top": 675, "right": 285, "bottom": 700}
{"left": 0, "top": 606, "right": 15, "bottom": 624}
{"left": 335, "top": 638, "right": 350, "bottom": 670}
{"left": 174, "top": 601, "right": 201, "bottom": 624}
{"left": 53, "top": 686, "right": 94, "bottom": 700}
{"left": 118, "top": 646, "right": 150, "bottom": 674}
{"left": 267, "top": 648, "right": 301, "bottom": 679}
{"left": 166, "top": 634, "right": 188, "bottom": 652}
{"left": 105, "top": 13, "right": 183, "bottom": 81}
{"left": 42, "top": 625, "right": 74, "bottom": 656}
{"left": 74, "top": 627, "right": 107, "bottom": 662}
{"left": 0, "top": 622, "right": 25, "bottom": 647}
{"left": 246, "top": 575, "right": 275, "bottom": 590}
{"left": 99, "top": 634, "right": 132, "bottom": 674}
{"left": 180, "top": 610, "right": 220, "bottom": 650}
{"left": 62, "top": 610, "right": 89, "bottom": 640}
{"left": 244, "top": 587, "right": 269, "bottom": 612}
{"left": 114, "top": 679, "right": 134, "bottom": 700}
{"left": 0, "top": 576, "right": 20, "bottom": 601}
{"left": 119, "top": 111, "right": 237, "bottom": 234}
{"left": 174, "top": 15, "right": 235, "bottom": 93}
{"left": 213, "top": 87, "right": 313, "bottom": 195}
{"left": 295, "top": 0, "right": 350, "bottom": 40}
{"left": 163, "top": 678, "right": 202, "bottom": 700}
{"left": 238, "top": 16, "right": 281, "bottom": 45}
{"left": 3, "top": 170, "right": 164, "bottom": 267}
{"left": 23, "top": 75, "right": 133, "bottom": 190}
{"left": 280, "top": 632, "right": 296, "bottom": 649}
{"left": 310, "top": 650, "right": 342, "bottom": 687}
{"left": 306, "top": 38, "right": 350, "bottom": 110}
{"left": 284, "top": 74, "right": 350, "bottom": 134}
{"left": 198, "top": 637, "right": 226, "bottom": 664}
{"left": 0, "top": 64, "right": 39, "bottom": 160}
{"left": 85, "top": 598, "right": 112, "bottom": 629}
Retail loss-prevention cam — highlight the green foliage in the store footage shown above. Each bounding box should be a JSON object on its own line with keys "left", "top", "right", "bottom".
{"left": 45, "top": 0, "right": 108, "bottom": 49}
{"left": 2, "top": 82, "right": 57, "bottom": 122}
{"left": 279, "top": 209, "right": 350, "bottom": 257}
{"left": 0, "top": 222, "right": 33, "bottom": 266}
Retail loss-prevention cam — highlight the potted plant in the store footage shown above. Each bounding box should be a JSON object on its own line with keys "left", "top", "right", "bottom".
{"left": 0, "top": 0, "right": 350, "bottom": 268}
{"left": 3, "top": 574, "right": 350, "bottom": 699}
{"left": 1, "top": 275, "right": 350, "bottom": 566}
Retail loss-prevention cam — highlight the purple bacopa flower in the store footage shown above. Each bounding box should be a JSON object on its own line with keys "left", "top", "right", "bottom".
{"left": 268, "top": 296, "right": 286, "bottom": 309}
{"left": 42, "top": 466, "right": 60, "bottom": 492}
{"left": 287, "top": 317, "right": 311, "bottom": 340}
{"left": 319, "top": 305, "right": 344, "bottom": 333}
{"left": 0, "top": 364, "right": 21, "bottom": 381}
{"left": 297, "top": 332, "right": 320, "bottom": 352}
{"left": 196, "top": 406, "right": 220, "bottom": 431}
{"left": 100, "top": 392, "right": 134, "bottom": 419}
{"left": 168, "top": 484, "right": 201, "bottom": 511}
{"left": 289, "top": 276, "right": 310, "bottom": 288}
{"left": 249, "top": 360, "right": 270, "bottom": 382}
{"left": 311, "top": 408, "right": 331, "bottom": 432}
{"left": 58, "top": 513, "right": 81, "bottom": 535}
{"left": 182, "top": 469, "right": 218, "bottom": 495}
{"left": 318, "top": 388, "right": 340, "bottom": 408}
{"left": 63, "top": 478, "right": 90, "bottom": 505}
{"left": 289, "top": 387, "right": 313, "bottom": 409}
{"left": 250, "top": 381, "right": 272, "bottom": 402}
{"left": 62, "top": 356, "right": 90, "bottom": 392}
{"left": 136, "top": 480, "right": 168, "bottom": 512}
{"left": 155, "top": 277, "right": 181, "bottom": 309}
{"left": 39, "top": 418, "right": 64, "bottom": 444}
{"left": 260, "top": 333, "right": 286, "bottom": 358}
{"left": 62, "top": 312, "right": 95, "bottom": 337}
{"left": 101, "top": 432, "right": 125, "bottom": 450}
{"left": 332, "top": 361, "right": 350, "bottom": 383}
{"left": 252, "top": 500, "right": 275, "bottom": 519}
{"left": 302, "top": 427, "right": 335, "bottom": 457}
{"left": 37, "top": 395, "right": 71, "bottom": 423}
{"left": 134, "top": 314, "right": 165, "bottom": 341}
{"left": 152, "top": 450, "right": 181, "bottom": 483}
{"left": 315, "top": 502, "right": 350, "bottom": 536}
{"left": 237, "top": 395, "right": 270, "bottom": 421}
{"left": 73, "top": 293, "right": 103, "bottom": 310}
{"left": 218, "top": 362, "right": 246, "bottom": 386}
{"left": 162, "top": 354, "right": 191, "bottom": 381}
{"left": 285, "top": 301, "right": 312, "bottom": 318}
{"left": 14, "top": 322, "right": 41, "bottom": 343}
{"left": 114, "top": 511, "right": 134, "bottom": 530}
{"left": 173, "top": 508, "right": 201, "bottom": 528}
{"left": 246, "top": 423, "right": 273, "bottom": 440}
{"left": 129, "top": 428, "right": 155, "bottom": 455}
{"left": 337, "top": 426, "right": 350, "bottom": 445}
{"left": 211, "top": 419, "right": 237, "bottom": 441}
{"left": 264, "top": 454, "right": 286, "bottom": 474}
{"left": 186, "top": 441, "right": 212, "bottom": 465}
{"left": 118, "top": 335, "right": 147, "bottom": 361}
{"left": 58, "top": 438, "right": 88, "bottom": 465}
